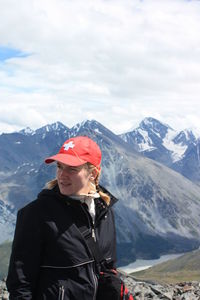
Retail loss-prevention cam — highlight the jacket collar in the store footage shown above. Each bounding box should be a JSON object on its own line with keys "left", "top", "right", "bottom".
{"left": 39, "top": 184, "right": 118, "bottom": 208}
{"left": 98, "top": 185, "right": 118, "bottom": 208}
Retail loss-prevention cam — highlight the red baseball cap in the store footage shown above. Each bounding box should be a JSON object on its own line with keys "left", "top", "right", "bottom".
{"left": 45, "top": 136, "right": 102, "bottom": 170}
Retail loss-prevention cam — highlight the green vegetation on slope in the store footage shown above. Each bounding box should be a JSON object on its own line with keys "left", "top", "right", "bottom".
{"left": 131, "top": 249, "right": 200, "bottom": 284}
{"left": 0, "top": 241, "right": 12, "bottom": 279}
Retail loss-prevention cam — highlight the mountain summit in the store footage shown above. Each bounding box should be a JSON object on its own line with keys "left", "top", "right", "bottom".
{"left": 120, "top": 117, "right": 200, "bottom": 183}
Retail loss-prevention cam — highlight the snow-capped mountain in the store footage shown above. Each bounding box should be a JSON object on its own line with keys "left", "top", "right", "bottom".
{"left": 20, "top": 122, "right": 68, "bottom": 136}
{"left": 19, "top": 127, "right": 35, "bottom": 135}
{"left": 34, "top": 122, "right": 69, "bottom": 136}
{"left": 120, "top": 117, "right": 176, "bottom": 165}
{"left": 1, "top": 119, "right": 200, "bottom": 266}
{"left": 0, "top": 122, "right": 69, "bottom": 172}
{"left": 120, "top": 117, "right": 200, "bottom": 180}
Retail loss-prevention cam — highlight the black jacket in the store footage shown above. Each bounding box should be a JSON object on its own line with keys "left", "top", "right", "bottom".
{"left": 6, "top": 186, "right": 118, "bottom": 299}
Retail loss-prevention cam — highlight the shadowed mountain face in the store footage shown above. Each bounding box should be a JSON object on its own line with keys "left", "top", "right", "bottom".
{"left": 172, "top": 139, "right": 200, "bottom": 184}
{"left": 0, "top": 120, "right": 200, "bottom": 265}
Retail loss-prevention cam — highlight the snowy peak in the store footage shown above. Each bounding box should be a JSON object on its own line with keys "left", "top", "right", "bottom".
{"left": 120, "top": 117, "right": 200, "bottom": 166}
{"left": 120, "top": 117, "right": 174, "bottom": 154}
{"left": 69, "top": 120, "right": 95, "bottom": 136}
{"left": 125, "top": 128, "right": 156, "bottom": 152}
{"left": 19, "top": 127, "right": 35, "bottom": 135}
{"left": 35, "top": 122, "right": 68, "bottom": 135}
{"left": 70, "top": 119, "right": 99, "bottom": 133}
{"left": 139, "top": 117, "right": 173, "bottom": 140}
{"left": 70, "top": 119, "right": 114, "bottom": 137}
{"left": 49, "top": 121, "right": 68, "bottom": 131}
{"left": 19, "top": 122, "right": 68, "bottom": 136}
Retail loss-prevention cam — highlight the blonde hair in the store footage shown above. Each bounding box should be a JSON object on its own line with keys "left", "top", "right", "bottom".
{"left": 46, "top": 163, "right": 110, "bottom": 205}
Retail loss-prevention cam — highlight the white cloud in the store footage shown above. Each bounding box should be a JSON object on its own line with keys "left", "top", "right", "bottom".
{"left": 0, "top": 0, "right": 200, "bottom": 134}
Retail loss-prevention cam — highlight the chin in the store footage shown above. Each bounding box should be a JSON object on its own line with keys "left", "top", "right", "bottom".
{"left": 61, "top": 190, "right": 73, "bottom": 196}
{"left": 59, "top": 185, "right": 73, "bottom": 196}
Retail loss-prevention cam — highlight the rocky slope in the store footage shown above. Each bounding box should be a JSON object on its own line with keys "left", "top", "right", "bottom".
{"left": 121, "top": 273, "right": 200, "bottom": 300}
{"left": 1, "top": 275, "right": 200, "bottom": 300}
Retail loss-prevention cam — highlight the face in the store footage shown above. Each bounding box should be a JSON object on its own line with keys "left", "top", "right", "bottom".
{"left": 56, "top": 162, "right": 92, "bottom": 196}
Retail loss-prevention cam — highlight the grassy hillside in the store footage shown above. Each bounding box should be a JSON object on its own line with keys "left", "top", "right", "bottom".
{"left": 131, "top": 249, "right": 200, "bottom": 284}
{"left": 0, "top": 241, "right": 12, "bottom": 279}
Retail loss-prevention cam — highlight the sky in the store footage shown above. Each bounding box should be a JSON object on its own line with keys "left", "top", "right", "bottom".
{"left": 0, "top": 0, "right": 200, "bottom": 135}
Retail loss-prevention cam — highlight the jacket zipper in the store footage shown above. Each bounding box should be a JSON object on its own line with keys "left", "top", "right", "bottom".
{"left": 80, "top": 205, "right": 98, "bottom": 300}
{"left": 58, "top": 285, "right": 65, "bottom": 300}
{"left": 81, "top": 205, "right": 97, "bottom": 242}
{"left": 91, "top": 221, "right": 96, "bottom": 242}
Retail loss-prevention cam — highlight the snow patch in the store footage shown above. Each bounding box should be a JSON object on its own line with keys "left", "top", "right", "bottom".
{"left": 163, "top": 129, "right": 187, "bottom": 162}
{"left": 20, "top": 127, "right": 35, "bottom": 135}
{"left": 94, "top": 128, "right": 102, "bottom": 134}
{"left": 137, "top": 129, "right": 155, "bottom": 152}
{"left": 27, "top": 168, "right": 35, "bottom": 175}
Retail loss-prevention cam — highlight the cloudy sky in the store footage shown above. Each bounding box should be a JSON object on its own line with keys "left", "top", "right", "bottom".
{"left": 0, "top": 0, "right": 200, "bottom": 134}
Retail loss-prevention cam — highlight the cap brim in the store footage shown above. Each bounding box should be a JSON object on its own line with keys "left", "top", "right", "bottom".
{"left": 45, "top": 153, "right": 87, "bottom": 166}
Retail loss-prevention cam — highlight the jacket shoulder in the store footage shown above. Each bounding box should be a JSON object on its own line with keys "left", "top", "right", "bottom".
{"left": 18, "top": 188, "right": 54, "bottom": 215}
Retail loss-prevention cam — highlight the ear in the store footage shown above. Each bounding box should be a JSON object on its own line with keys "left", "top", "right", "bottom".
{"left": 90, "top": 168, "right": 98, "bottom": 180}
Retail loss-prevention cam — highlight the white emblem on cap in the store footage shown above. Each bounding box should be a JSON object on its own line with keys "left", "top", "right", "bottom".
{"left": 63, "top": 141, "right": 75, "bottom": 151}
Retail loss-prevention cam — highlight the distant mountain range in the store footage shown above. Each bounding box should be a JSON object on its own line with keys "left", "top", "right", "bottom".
{"left": 0, "top": 118, "right": 200, "bottom": 265}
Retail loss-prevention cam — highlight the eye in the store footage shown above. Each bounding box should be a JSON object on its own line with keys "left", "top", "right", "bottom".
{"left": 57, "top": 163, "right": 65, "bottom": 171}
{"left": 56, "top": 164, "right": 82, "bottom": 173}
{"left": 69, "top": 167, "right": 79, "bottom": 173}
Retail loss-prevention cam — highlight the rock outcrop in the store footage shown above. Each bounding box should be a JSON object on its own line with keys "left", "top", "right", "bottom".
{"left": 120, "top": 272, "right": 200, "bottom": 300}
{"left": 1, "top": 274, "right": 200, "bottom": 299}
{"left": 0, "top": 279, "right": 9, "bottom": 300}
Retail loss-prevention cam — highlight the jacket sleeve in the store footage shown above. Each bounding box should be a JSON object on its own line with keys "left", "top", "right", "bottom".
{"left": 110, "top": 208, "right": 117, "bottom": 269}
{"left": 6, "top": 202, "right": 44, "bottom": 299}
{"left": 102, "top": 208, "right": 117, "bottom": 271}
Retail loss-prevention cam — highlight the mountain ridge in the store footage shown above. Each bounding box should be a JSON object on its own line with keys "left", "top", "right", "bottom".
{"left": 0, "top": 118, "right": 200, "bottom": 265}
